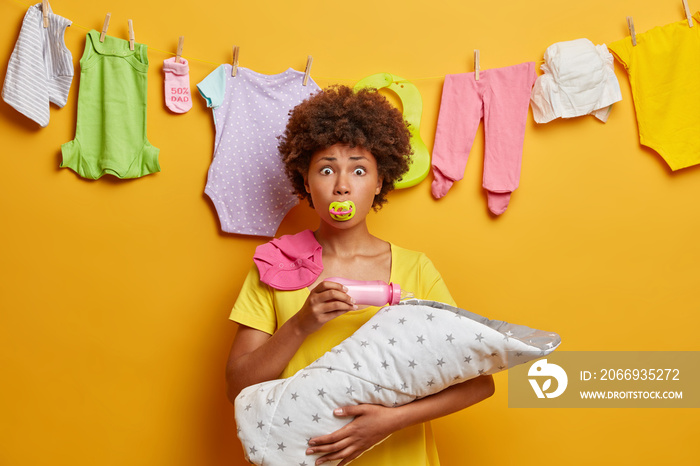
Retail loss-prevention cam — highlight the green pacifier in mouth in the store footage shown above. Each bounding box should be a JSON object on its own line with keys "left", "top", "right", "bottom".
{"left": 329, "top": 201, "right": 355, "bottom": 221}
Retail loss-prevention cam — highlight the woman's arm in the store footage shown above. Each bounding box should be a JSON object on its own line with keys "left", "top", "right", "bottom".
{"left": 306, "top": 375, "right": 495, "bottom": 466}
{"left": 226, "top": 324, "right": 297, "bottom": 403}
{"left": 226, "top": 281, "right": 356, "bottom": 402}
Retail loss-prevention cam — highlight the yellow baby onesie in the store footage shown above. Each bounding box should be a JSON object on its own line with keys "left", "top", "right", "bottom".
{"left": 608, "top": 12, "right": 700, "bottom": 171}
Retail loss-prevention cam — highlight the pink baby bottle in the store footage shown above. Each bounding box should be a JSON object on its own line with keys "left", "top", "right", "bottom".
{"left": 326, "top": 277, "right": 414, "bottom": 306}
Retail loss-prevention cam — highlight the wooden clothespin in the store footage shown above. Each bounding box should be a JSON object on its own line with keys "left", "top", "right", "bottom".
{"left": 303, "top": 56, "right": 313, "bottom": 86}
{"left": 474, "top": 50, "right": 480, "bottom": 80}
{"left": 100, "top": 13, "right": 110, "bottom": 42}
{"left": 128, "top": 20, "right": 135, "bottom": 51}
{"left": 231, "top": 46, "right": 240, "bottom": 77}
{"left": 42, "top": 0, "right": 49, "bottom": 28}
{"left": 683, "top": 0, "right": 694, "bottom": 27}
{"left": 176, "top": 36, "right": 184, "bottom": 63}
{"left": 627, "top": 16, "right": 637, "bottom": 46}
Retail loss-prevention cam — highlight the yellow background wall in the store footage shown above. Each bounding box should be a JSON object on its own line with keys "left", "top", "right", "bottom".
{"left": 1, "top": 0, "right": 697, "bottom": 464}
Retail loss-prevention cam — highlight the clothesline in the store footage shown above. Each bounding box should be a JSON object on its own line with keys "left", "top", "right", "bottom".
{"left": 5, "top": 0, "right": 532, "bottom": 85}
{"left": 6, "top": 0, "right": 449, "bottom": 83}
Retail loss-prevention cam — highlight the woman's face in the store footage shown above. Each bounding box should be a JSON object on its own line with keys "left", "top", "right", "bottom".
{"left": 304, "top": 144, "right": 383, "bottom": 229}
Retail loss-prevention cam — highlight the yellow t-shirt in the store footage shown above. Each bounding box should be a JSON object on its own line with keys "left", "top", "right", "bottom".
{"left": 230, "top": 243, "right": 455, "bottom": 466}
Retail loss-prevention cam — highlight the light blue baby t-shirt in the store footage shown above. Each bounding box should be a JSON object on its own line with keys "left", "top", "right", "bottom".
{"left": 197, "top": 66, "right": 320, "bottom": 236}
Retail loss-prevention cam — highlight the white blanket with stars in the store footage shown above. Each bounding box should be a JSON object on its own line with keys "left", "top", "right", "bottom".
{"left": 234, "top": 300, "right": 561, "bottom": 465}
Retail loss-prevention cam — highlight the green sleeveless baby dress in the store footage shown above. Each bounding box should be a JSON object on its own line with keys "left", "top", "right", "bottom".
{"left": 61, "top": 30, "right": 159, "bottom": 179}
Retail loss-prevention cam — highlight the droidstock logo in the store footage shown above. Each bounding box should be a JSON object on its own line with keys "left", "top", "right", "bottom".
{"left": 528, "top": 359, "right": 568, "bottom": 399}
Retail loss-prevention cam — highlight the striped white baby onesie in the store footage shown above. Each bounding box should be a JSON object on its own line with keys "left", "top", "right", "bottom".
{"left": 2, "top": 3, "right": 73, "bottom": 127}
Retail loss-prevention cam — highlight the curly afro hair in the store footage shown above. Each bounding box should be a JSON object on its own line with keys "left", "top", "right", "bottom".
{"left": 278, "top": 85, "right": 412, "bottom": 209}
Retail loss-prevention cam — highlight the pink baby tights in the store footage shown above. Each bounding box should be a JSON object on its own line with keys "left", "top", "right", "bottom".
{"left": 431, "top": 61, "right": 536, "bottom": 215}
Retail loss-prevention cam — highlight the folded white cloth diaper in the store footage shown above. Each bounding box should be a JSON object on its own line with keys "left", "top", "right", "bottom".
{"left": 531, "top": 38, "right": 622, "bottom": 123}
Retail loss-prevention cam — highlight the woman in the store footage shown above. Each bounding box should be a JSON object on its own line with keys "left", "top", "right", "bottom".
{"left": 226, "top": 85, "right": 494, "bottom": 466}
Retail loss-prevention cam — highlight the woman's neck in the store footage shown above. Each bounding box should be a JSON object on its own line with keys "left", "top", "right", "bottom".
{"left": 313, "top": 221, "right": 377, "bottom": 257}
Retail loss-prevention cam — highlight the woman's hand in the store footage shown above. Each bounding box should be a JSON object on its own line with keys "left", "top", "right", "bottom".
{"left": 226, "top": 281, "right": 356, "bottom": 402}
{"left": 293, "top": 281, "right": 357, "bottom": 335}
{"left": 304, "top": 375, "right": 496, "bottom": 465}
{"left": 305, "top": 404, "right": 399, "bottom": 466}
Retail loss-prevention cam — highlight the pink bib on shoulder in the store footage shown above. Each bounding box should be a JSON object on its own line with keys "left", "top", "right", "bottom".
{"left": 253, "top": 229, "right": 323, "bottom": 291}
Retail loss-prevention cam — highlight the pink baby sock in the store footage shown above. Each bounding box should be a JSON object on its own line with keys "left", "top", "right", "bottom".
{"left": 163, "top": 57, "right": 192, "bottom": 113}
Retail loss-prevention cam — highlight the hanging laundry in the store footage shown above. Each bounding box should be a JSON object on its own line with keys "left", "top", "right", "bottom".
{"left": 61, "top": 30, "right": 160, "bottom": 179}
{"left": 197, "top": 66, "right": 320, "bottom": 236}
{"left": 608, "top": 13, "right": 700, "bottom": 171}
{"left": 2, "top": 2, "right": 73, "bottom": 128}
{"left": 163, "top": 57, "right": 192, "bottom": 114}
{"left": 432, "top": 62, "right": 536, "bottom": 216}
{"left": 531, "top": 38, "right": 622, "bottom": 124}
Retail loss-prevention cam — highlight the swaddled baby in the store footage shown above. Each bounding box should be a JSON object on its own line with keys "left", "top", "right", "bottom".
{"left": 235, "top": 299, "right": 561, "bottom": 466}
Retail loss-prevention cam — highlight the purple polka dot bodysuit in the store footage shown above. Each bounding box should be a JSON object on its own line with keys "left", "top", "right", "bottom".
{"left": 197, "top": 65, "right": 320, "bottom": 236}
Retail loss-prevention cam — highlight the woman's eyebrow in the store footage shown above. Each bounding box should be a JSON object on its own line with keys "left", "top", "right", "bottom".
{"left": 315, "top": 155, "right": 368, "bottom": 162}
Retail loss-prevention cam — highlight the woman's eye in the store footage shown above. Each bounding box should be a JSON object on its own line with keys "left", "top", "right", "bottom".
{"left": 354, "top": 167, "right": 366, "bottom": 176}
{"left": 320, "top": 167, "right": 334, "bottom": 175}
